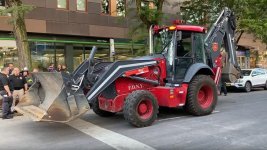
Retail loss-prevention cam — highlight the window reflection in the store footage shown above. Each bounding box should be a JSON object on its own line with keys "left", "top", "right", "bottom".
{"left": 57, "top": 0, "right": 68, "bottom": 9}
{"left": 0, "top": 47, "right": 18, "bottom": 67}
{"left": 55, "top": 43, "right": 65, "bottom": 66}
{"left": 0, "top": 40, "right": 145, "bottom": 71}
{"left": 116, "top": 0, "right": 125, "bottom": 16}
{"left": 74, "top": 45, "right": 85, "bottom": 70}
{"left": 30, "top": 42, "right": 55, "bottom": 71}
{"left": 30, "top": 42, "right": 65, "bottom": 71}
{"left": 102, "top": 0, "right": 110, "bottom": 14}
{"left": 77, "top": 0, "right": 86, "bottom": 11}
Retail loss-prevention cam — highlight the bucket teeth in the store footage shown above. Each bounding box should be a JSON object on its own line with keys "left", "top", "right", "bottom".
{"left": 15, "top": 72, "right": 90, "bottom": 123}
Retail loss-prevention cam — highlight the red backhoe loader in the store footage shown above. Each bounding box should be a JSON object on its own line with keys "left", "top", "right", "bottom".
{"left": 16, "top": 7, "right": 241, "bottom": 127}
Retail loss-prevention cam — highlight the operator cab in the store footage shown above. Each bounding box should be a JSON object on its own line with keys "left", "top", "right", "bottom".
{"left": 153, "top": 24, "right": 206, "bottom": 85}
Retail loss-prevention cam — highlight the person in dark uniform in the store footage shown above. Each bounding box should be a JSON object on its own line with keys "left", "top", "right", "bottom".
{"left": 220, "top": 80, "right": 227, "bottom": 96}
{"left": 8, "top": 63, "right": 14, "bottom": 75}
{"left": 0, "top": 67, "right": 13, "bottom": 119}
{"left": 9, "top": 67, "right": 28, "bottom": 111}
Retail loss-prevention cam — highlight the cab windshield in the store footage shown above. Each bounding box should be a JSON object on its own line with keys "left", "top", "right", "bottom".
{"left": 153, "top": 30, "right": 174, "bottom": 54}
{"left": 241, "top": 70, "right": 252, "bottom": 76}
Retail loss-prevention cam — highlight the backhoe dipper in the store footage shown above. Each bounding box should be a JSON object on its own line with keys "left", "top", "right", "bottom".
{"left": 16, "top": 7, "right": 241, "bottom": 127}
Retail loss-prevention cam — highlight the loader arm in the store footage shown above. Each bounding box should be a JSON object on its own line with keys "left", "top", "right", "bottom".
{"left": 204, "top": 7, "right": 241, "bottom": 83}
{"left": 15, "top": 46, "right": 157, "bottom": 122}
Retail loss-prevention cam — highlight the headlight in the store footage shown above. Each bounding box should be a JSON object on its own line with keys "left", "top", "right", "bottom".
{"left": 236, "top": 79, "right": 243, "bottom": 83}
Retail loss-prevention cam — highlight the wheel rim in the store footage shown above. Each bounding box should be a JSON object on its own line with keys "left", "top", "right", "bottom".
{"left": 197, "top": 84, "right": 214, "bottom": 109}
{"left": 137, "top": 99, "right": 153, "bottom": 120}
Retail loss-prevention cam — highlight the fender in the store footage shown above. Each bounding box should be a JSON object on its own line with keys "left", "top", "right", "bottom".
{"left": 85, "top": 60, "right": 157, "bottom": 102}
{"left": 183, "top": 63, "right": 214, "bottom": 83}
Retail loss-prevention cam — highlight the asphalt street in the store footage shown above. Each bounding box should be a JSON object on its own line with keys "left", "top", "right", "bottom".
{"left": 1, "top": 89, "right": 267, "bottom": 150}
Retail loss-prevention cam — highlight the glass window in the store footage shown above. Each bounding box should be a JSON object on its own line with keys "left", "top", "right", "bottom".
{"left": 77, "top": 0, "right": 86, "bottom": 11}
{"left": 193, "top": 33, "right": 205, "bottom": 63}
{"left": 153, "top": 30, "right": 174, "bottom": 54}
{"left": 73, "top": 45, "right": 85, "bottom": 70}
{"left": 0, "top": 0, "right": 5, "bottom": 6}
{"left": 30, "top": 42, "right": 56, "bottom": 71}
{"left": 85, "top": 45, "right": 110, "bottom": 61}
{"left": 251, "top": 70, "right": 260, "bottom": 76}
{"left": 102, "top": 0, "right": 110, "bottom": 14}
{"left": 0, "top": 0, "right": 5, "bottom": 11}
{"left": 114, "top": 44, "right": 133, "bottom": 60}
{"left": 258, "top": 69, "right": 265, "bottom": 75}
{"left": 57, "top": 0, "right": 68, "bottom": 9}
{"left": 116, "top": 0, "right": 125, "bottom": 16}
{"left": 0, "top": 47, "right": 18, "bottom": 68}
{"left": 241, "top": 70, "right": 252, "bottom": 76}
{"left": 55, "top": 43, "right": 65, "bottom": 68}
{"left": 177, "top": 31, "right": 192, "bottom": 57}
{"left": 30, "top": 42, "right": 65, "bottom": 72}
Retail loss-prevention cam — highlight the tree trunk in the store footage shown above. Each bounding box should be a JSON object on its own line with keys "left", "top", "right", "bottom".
{"left": 6, "top": 0, "right": 32, "bottom": 70}
{"left": 13, "top": 14, "right": 31, "bottom": 70}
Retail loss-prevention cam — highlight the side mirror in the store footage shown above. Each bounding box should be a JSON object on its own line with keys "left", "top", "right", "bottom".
{"left": 251, "top": 74, "right": 257, "bottom": 77}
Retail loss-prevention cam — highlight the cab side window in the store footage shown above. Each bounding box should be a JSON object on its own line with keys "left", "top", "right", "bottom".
{"left": 176, "top": 32, "right": 192, "bottom": 57}
{"left": 259, "top": 69, "right": 266, "bottom": 75}
{"left": 193, "top": 33, "right": 205, "bottom": 63}
{"left": 252, "top": 70, "right": 260, "bottom": 76}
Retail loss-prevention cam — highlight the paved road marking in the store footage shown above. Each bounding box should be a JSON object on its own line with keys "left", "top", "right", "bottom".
{"left": 158, "top": 111, "right": 220, "bottom": 122}
{"left": 67, "top": 119, "right": 155, "bottom": 150}
{"left": 213, "top": 110, "right": 220, "bottom": 113}
{"left": 158, "top": 116, "right": 186, "bottom": 122}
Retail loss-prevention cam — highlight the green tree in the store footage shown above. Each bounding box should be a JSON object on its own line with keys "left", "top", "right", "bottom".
{"left": 239, "top": 0, "right": 267, "bottom": 43}
{"left": 134, "top": 0, "right": 165, "bottom": 29}
{"left": 181, "top": 0, "right": 267, "bottom": 44}
{"left": 0, "top": 0, "right": 34, "bottom": 69}
{"left": 126, "top": 0, "right": 166, "bottom": 52}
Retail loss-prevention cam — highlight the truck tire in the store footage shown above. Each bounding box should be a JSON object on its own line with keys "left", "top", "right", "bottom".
{"left": 91, "top": 98, "right": 116, "bottom": 117}
{"left": 244, "top": 82, "right": 251, "bottom": 92}
{"left": 185, "top": 75, "right": 217, "bottom": 116}
{"left": 123, "top": 90, "right": 158, "bottom": 127}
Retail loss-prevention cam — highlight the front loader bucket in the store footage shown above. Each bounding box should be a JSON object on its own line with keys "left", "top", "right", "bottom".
{"left": 15, "top": 72, "right": 90, "bottom": 123}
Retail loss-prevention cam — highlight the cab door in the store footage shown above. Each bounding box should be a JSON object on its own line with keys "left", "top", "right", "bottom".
{"left": 173, "top": 31, "right": 194, "bottom": 83}
{"left": 251, "top": 70, "right": 261, "bottom": 86}
{"left": 257, "top": 69, "right": 267, "bottom": 85}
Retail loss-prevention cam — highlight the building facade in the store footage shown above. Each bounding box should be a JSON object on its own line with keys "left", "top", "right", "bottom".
{"left": 237, "top": 33, "right": 267, "bottom": 69}
{"left": 0, "top": 0, "right": 180, "bottom": 71}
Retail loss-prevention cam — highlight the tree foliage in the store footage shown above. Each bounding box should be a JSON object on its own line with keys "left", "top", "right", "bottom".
{"left": 126, "top": 0, "right": 165, "bottom": 44}
{"left": 239, "top": 0, "right": 267, "bottom": 43}
{"left": 0, "top": 0, "right": 34, "bottom": 69}
{"left": 181, "top": 0, "right": 267, "bottom": 44}
{"left": 134, "top": 0, "right": 165, "bottom": 29}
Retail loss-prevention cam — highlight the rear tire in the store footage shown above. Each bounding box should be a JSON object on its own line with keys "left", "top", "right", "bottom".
{"left": 91, "top": 98, "right": 116, "bottom": 117}
{"left": 244, "top": 82, "right": 251, "bottom": 92}
{"left": 263, "top": 81, "right": 267, "bottom": 90}
{"left": 185, "top": 75, "right": 217, "bottom": 116}
{"left": 123, "top": 90, "right": 158, "bottom": 127}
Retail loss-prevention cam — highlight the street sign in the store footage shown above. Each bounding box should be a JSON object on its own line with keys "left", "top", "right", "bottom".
{"left": 0, "top": 0, "right": 5, "bottom": 6}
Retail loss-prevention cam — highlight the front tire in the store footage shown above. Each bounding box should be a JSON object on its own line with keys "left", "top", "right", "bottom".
{"left": 123, "top": 90, "right": 158, "bottom": 127}
{"left": 263, "top": 81, "right": 267, "bottom": 90}
{"left": 185, "top": 75, "right": 217, "bottom": 116}
{"left": 244, "top": 82, "right": 252, "bottom": 92}
{"left": 91, "top": 98, "right": 116, "bottom": 117}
